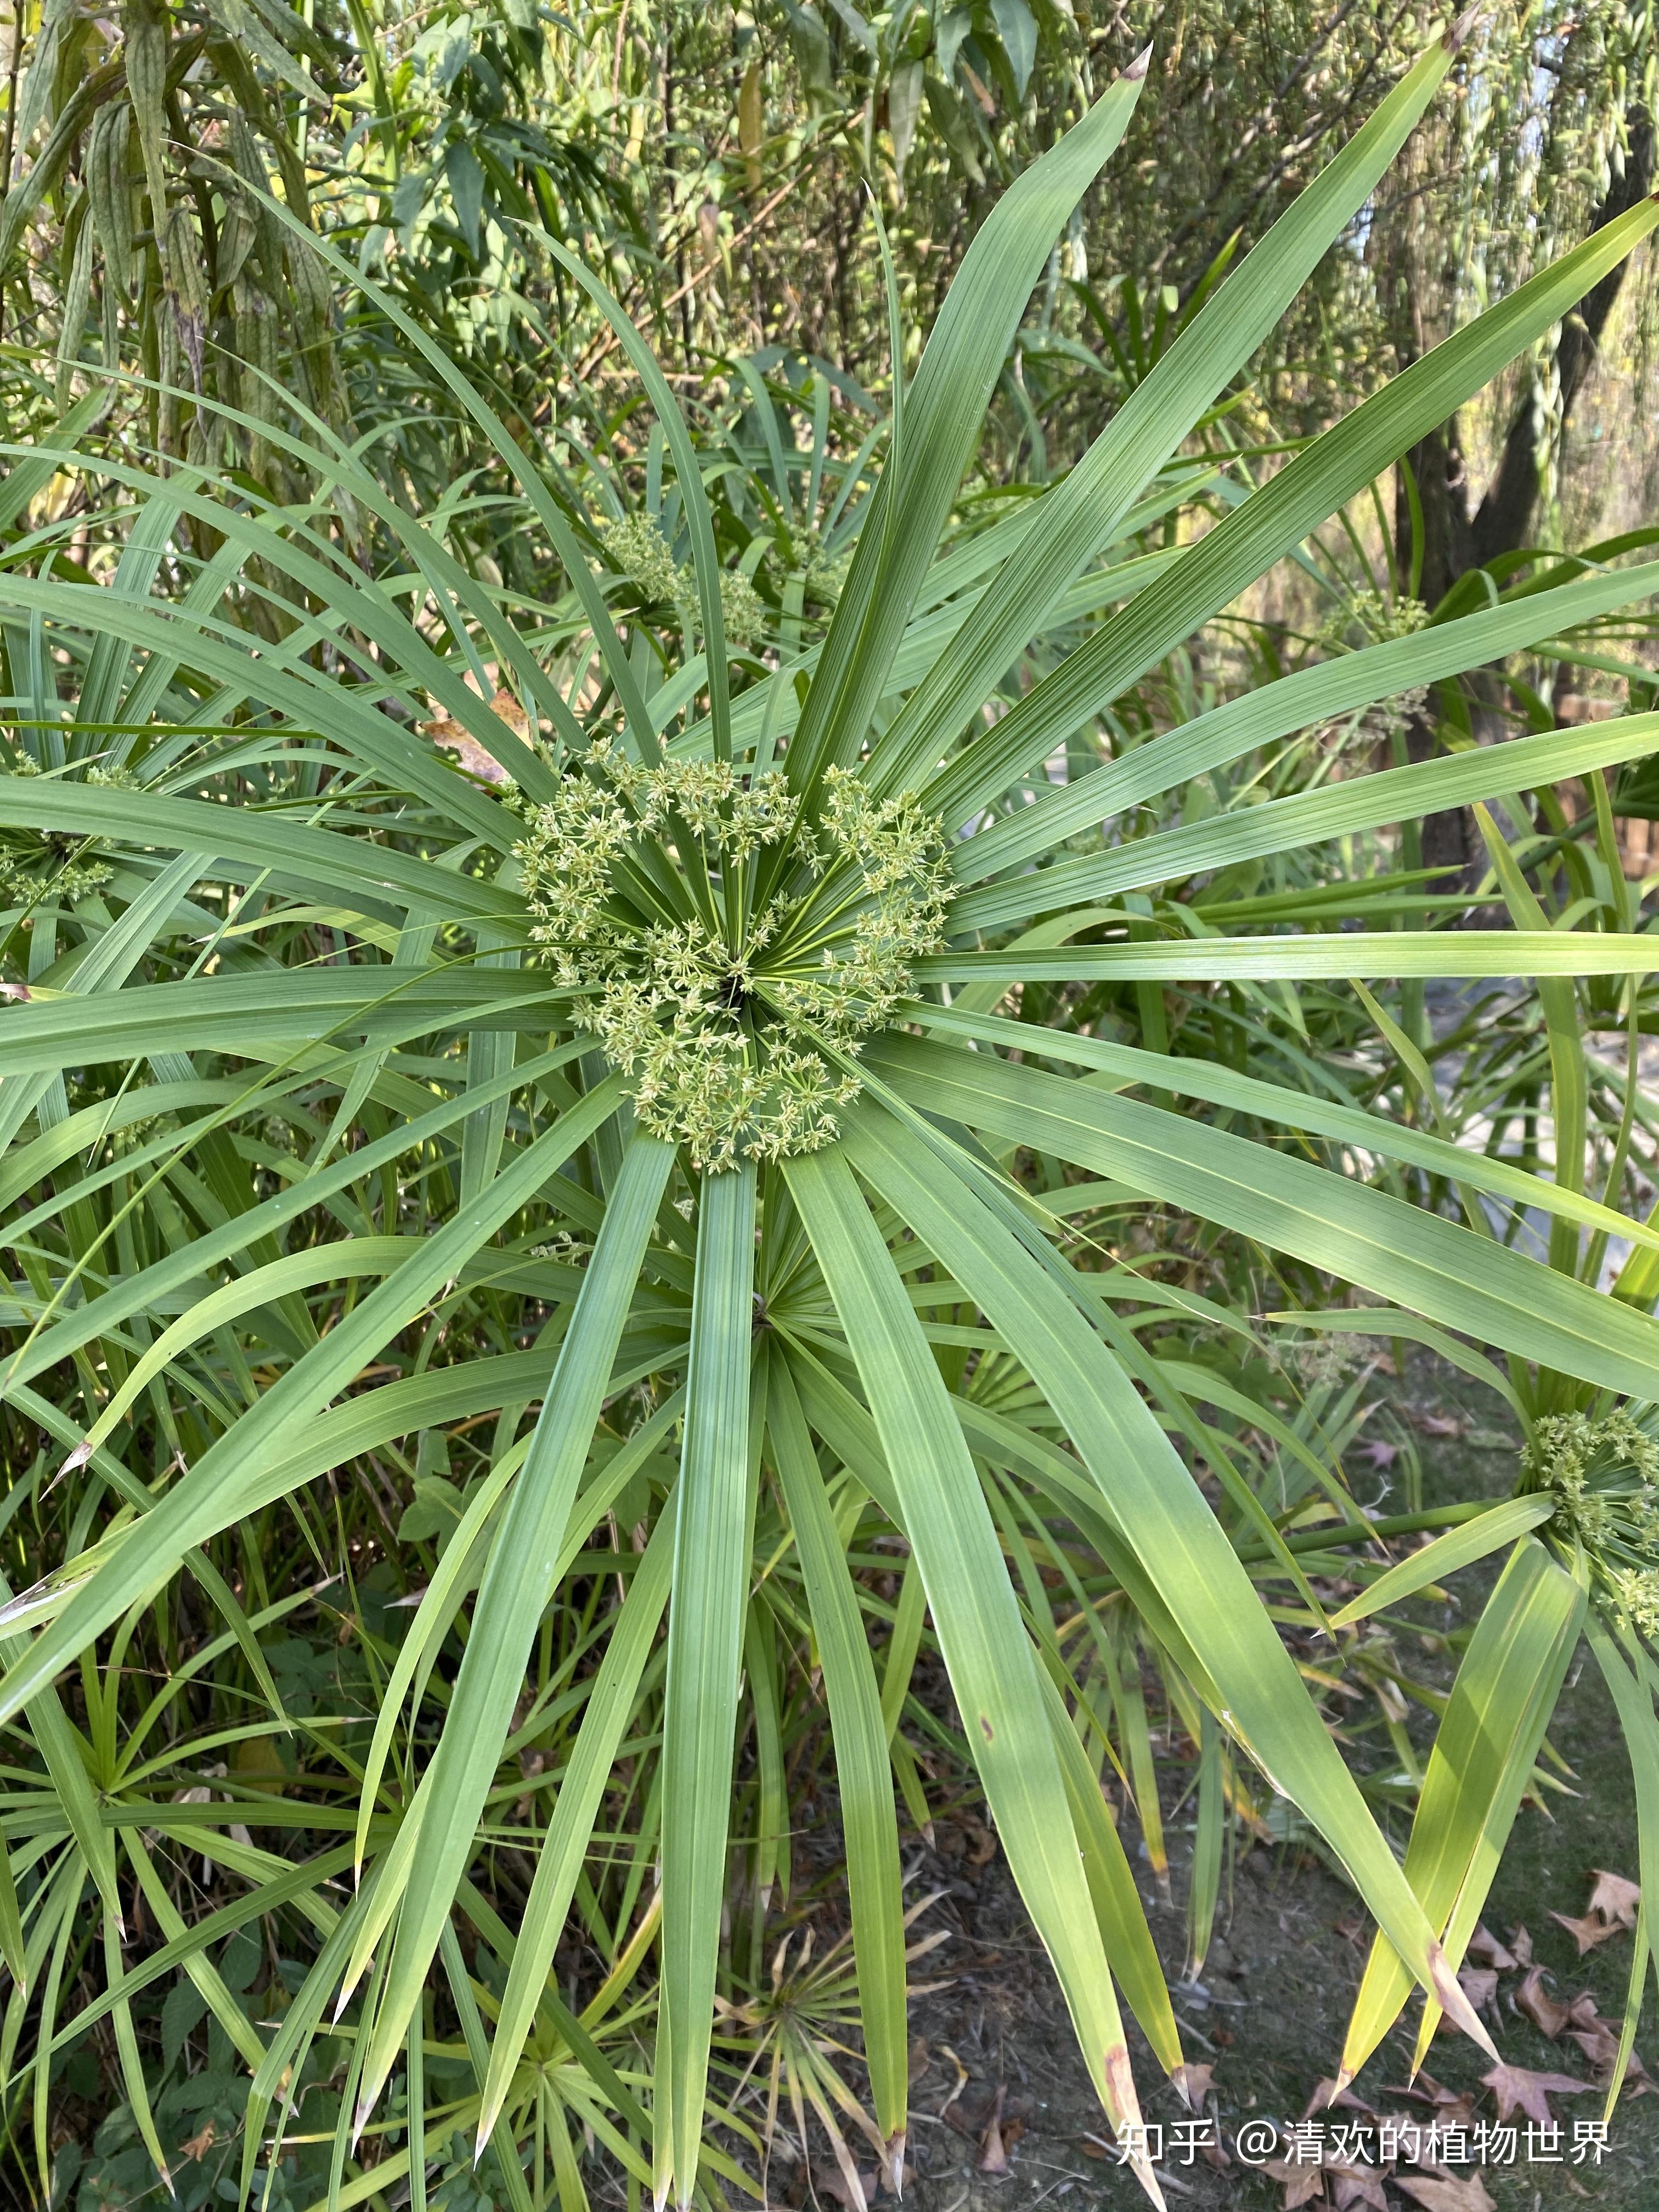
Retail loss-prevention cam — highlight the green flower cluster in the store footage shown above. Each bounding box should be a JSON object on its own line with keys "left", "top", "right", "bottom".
{"left": 513, "top": 743, "right": 952, "bottom": 1171}
{"left": 596, "top": 515, "right": 767, "bottom": 650}
{"left": 1317, "top": 588, "right": 1432, "bottom": 743}
{"left": 1520, "top": 1408, "right": 1659, "bottom": 1638}
{"left": 0, "top": 757, "right": 137, "bottom": 910}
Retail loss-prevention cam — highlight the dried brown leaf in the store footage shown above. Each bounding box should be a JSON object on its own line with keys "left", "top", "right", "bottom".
{"left": 1303, "top": 2077, "right": 1375, "bottom": 2119}
{"left": 1330, "top": 2164, "right": 1391, "bottom": 2211}
{"left": 1481, "top": 2061, "right": 1594, "bottom": 2126}
{"left": 1172, "top": 2061, "right": 1215, "bottom": 2110}
{"left": 1513, "top": 1965, "right": 1571, "bottom": 2039}
{"left": 977, "top": 2086, "right": 1008, "bottom": 2174}
{"left": 1455, "top": 1966, "right": 1499, "bottom": 2016}
{"left": 1587, "top": 1870, "right": 1641, "bottom": 1927}
{"left": 1393, "top": 2174, "right": 1496, "bottom": 2212}
{"left": 1550, "top": 1909, "right": 1627, "bottom": 1956}
{"left": 1465, "top": 1925, "right": 1517, "bottom": 1971}
{"left": 1262, "top": 2160, "right": 1326, "bottom": 2208}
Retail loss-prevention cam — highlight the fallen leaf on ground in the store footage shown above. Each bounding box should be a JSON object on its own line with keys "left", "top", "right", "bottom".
{"left": 1466, "top": 1925, "right": 1517, "bottom": 1970}
{"left": 1481, "top": 2062, "right": 1594, "bottom": 2125}
{"left": 977, "top": 2086, "right": 1008, "bottom": 2174}
{"left": 1304, "top": 2077, "right": 1375, "bottom": 2118}
{"left": 1587, "top": 1870, "right": 1641, "bottom": 1927}
{"left": 1387, "top": 2072, "right": 1463, "bottom": 2108}
{"left": 1566, "top": 2026, "right": 1650, "bottom": 2088}
{"left": 963, "top": 1818, "right": 998, "bottom": 1869}
{"left": 1551, "top": 1909, "right": 1627, "bottom": 1955}
{"left": 1513, "top": 1965, "right": 1571, "bottom": 2038}
{"left": 1330, "top": 2162, "right": 1390, "bottom": 2211}
{"left": 1566, "top": 2025, "right": 1618, "bottom": 2069}
{"left": 1393, "top": 2174, "right": 1496, "bottom": 2212}
{"left": 1261, "top": 2159, "right": 1325, "bottom": 2208}
{"left": 812, "top": 2165, "right": 876, "bottom": 2210}
{"left": 906, "top": 2036, "right": 931, "bottom": 2084}
{"left": 1412, "top": 1411, "right": 1465, "bottom": 1437}
{"left": 1172, "top": 2061, "right": 1215, "bottom": 2109}
{"left": 1455, "top": 1966, "right": 1499, "bottom": 2016}
{"left": 1508, "top": 1924, "right": 1534, "bottom": 1966}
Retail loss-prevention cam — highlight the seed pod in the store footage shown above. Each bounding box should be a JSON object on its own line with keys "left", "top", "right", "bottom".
{"left": 87, "top": 103, "right": 134, "bottom": 297}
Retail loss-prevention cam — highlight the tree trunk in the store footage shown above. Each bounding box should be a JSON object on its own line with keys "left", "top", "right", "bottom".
{"left": 1395, "top": 105, "right": 1654, "bottom": 887}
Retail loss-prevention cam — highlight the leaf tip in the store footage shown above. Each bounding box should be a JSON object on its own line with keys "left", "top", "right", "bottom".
{"left": 1124, "top": 44, "right": 1153, "bottom": 81}
{"left": 1429, "top": 1940, "right": 1499, "bottom": 2059}
{"left": 1446, "top": 4, "right": 1482, "bottom": 52}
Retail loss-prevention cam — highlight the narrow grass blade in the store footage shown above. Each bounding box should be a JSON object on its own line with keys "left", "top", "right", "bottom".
{"left": 352, "top": 1132, "right": 674, "bottom": 2128}
{"left": 930, "top": 194, "right": 1659, "bottom": 827}
{"left": 1329, "top": 1499, "right": 1560, "bottom": 1629}
{"left": 949, "top": 712, "right": 1659, "bottom": 932}
{"left": 770, "top": 1361, "right": 909, "bottom": 2166}
{"left": 659, "top": 1161, "right": 759, "bottom": 2210}
{"left": 0, "top": 1081, "right": 630, "bottom": 1732}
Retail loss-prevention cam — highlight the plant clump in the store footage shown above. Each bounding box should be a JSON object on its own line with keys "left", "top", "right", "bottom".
{"left": 1520, "top": 1408, "right": 1659, "bottom": 1636}
{"left": 514, "top": 741, "right": 952, "bottom": 1169}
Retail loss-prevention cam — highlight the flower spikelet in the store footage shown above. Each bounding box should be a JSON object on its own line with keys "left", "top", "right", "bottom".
{"left": 1522, "top": 1407, "right": 1659, "bottom": 1638}
{"left": 512, "top": 746, "right": 949, "bottom": 1169}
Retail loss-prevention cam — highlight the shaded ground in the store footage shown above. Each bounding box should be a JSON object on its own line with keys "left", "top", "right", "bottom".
{"left": 882, "top": 1358, "right": 1659, "bottom": 2212}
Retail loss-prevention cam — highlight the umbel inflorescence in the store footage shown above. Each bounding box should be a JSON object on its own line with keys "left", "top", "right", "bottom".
{"left": 1520, "top": 1408, "right": 1659, "bottom": 1639}
{"left": 513, "top": 741, "right": 951, "bottom": 1170}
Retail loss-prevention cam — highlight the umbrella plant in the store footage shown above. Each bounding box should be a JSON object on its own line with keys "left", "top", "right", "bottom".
{"left": 7, "top": 14, "right": 1659, "bottom": 2208}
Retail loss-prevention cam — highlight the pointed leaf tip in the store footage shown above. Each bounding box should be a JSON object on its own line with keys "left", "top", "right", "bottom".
{"left": 1446, "top": 3, "right": 1482, "bottom": 48}
{"left": 1125, "top": 44, "right": 1153, "bottom": 79}
{"left": 1430, "top": 1942, "right": 1500, "bottom": 2059}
